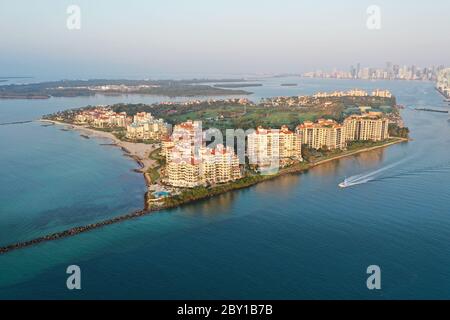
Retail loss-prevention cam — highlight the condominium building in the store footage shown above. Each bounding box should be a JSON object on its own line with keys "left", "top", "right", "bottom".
{"left": 133, "top": 112, "right": 153, "bottom": 123}
{"left": 200, "top": 145, "right": 242, "bottom": 184}
{"left": 75, "top": 107, "right": 129, "bottom": 128}
{"left": 162, "top": 120, "right": 203, "bottom": 163}
{"left": 167, "top": 158, "right": 204, "bottom": 188}
{"left": 166, "top": 144, "right": 242, "bottom": 188}
{"left": 164, "top": 120, "right": 242, "bottom": 188}
{"left": 278, "top": 126, "right": 302, "bottom": 160}
{"left": 313, "top": 88, "right": 393, "bottom": 99}
{"left": 296, "top": 119, "right": 346, "bottom": 150}
{"left": 344, "top": 112, "right": 389, "bottom": 142}
{"left": 347, "top": 89, "right": 368, "bottom": 97}
{"left": 126, "top": 112, "right": 169, "bottom": 140}
{"left": 161, "top": 137, "right": 175, "bottom": 160}
{"left": 172, "top": 120, "right": 203, "bottom": 144}
{"left": 247, "top": 125, "right": 302, "bottom": 168}
{"left": 437, "top": 68, "right": 450, "bottom": 98}
{"left": 313, "top": 89, "right": 368, "bottom": 98}
{"left": 372, "top": 89, "right": 392, "bottom": 98}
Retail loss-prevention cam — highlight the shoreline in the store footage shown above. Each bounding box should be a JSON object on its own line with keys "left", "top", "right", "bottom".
{"left": 153, "top": 137, "right": 409, "bottom": 209}
{"left": 435, "top": 87, "right": 450, "bottom": 100}
{"left": 40, "top": 120, "right": 157, "bottom": 198}
{"left": 40, "top": 119, "right": 158, "bottom": 172}
{"left": 0, "top": 124, "right": 408, "bottom": 255}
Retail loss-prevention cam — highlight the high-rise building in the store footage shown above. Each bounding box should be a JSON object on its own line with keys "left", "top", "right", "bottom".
{"left": 344, "top": 112, "right": 390, "bottom": 142}
{"left": 164, "top": 121, "right": 242, "bottom": 188}
{"left": 166, "top": 144, "right": 242, "bottom": 188}
{"left": 247, "top": 126, "right": 302, "bottom": 168}
{"left": 296, "top": 119, "right": 346, "bottom": 151}
{"left": 74, "top": 107, "right": 129, "bottom": 128}
{"left": 126, "top": 112, "right": 169, "bottom": 140}
{"left": 372, "top": 89, "right": 392, "bottom": 98}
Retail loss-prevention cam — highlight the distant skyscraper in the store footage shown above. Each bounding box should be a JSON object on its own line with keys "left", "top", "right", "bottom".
{"left": 350, "top": 65, "right": 356, "bottom": 79}
{"left": 393, "top": 64, "right": 400, "bottom": 77}
{"left": 386, "top": 61, "right": 392, "bottom": 71}
{"left": 386, "top": 61, "right": 393, "bottom": 79}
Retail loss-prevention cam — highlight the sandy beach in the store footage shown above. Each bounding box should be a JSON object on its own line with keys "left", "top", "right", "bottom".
{"left": 40, "top": 120, "right": 159, "bottom": 174}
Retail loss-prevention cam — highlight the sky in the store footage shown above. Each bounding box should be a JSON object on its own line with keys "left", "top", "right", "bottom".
{"left": 0, "top": 0, "right": 449, "bottom": 79}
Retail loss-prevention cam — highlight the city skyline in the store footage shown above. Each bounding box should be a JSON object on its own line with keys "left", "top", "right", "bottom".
{"left": 304, "top": 62, "right": 446, "bottom": 81}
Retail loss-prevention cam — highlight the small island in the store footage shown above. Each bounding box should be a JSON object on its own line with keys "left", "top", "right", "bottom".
{"left": 213, "top": 83, "right": 263, "bottom": 88}
{"left": 0, "top": 88, "right": 410, "bottom": 254}
{"left": 281, "top": 83, "right": 298, "bottom": 87}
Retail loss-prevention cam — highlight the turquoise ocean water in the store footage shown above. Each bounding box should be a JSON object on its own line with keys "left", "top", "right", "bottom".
{"left": 1, "top": 78, "right": 450, "bottom": 299}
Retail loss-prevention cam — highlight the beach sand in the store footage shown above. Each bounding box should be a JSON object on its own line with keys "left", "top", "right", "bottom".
{"left": 40, "top": 120, "right": 158, "bottom": 173}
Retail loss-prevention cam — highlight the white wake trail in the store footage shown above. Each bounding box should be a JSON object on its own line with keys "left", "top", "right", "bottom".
{"left": 342, "top": 158, "right": 411, "bottom": 187}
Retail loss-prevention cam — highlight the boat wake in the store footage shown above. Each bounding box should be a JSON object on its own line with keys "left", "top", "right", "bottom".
{"left": 340, "top": 159, "right": 450, "bottom": 188}
{"left": 339, "top": 156, "right": 450, "bottom": 188}
{"left": 339, "top": 160, "right": 404, "bottom": 188}
{"left": 380, "top": 161, "right": 450, "bottom": 181}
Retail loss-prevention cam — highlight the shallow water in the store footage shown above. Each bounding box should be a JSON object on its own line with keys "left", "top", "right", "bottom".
{"left": 1, "top": 78, "right": 450, "bottom": 299}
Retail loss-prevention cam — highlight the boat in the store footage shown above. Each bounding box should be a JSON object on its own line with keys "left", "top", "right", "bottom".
{"left": 339, "top": 178, "right": 350, "bottom": 188}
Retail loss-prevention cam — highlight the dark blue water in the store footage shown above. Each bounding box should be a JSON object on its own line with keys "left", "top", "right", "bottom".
{"left": 1, "top": 79, "right": 450, "bottom": 299}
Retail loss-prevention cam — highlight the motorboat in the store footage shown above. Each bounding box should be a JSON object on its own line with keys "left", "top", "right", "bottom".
{"left": 339, "top": 178, "right": 350, "bottom": 188}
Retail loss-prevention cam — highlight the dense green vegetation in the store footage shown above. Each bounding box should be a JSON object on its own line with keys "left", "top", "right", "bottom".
{"left": 150, "top": 148, "right": 165, "bottom": 165}
{"left": 113, "top": 130, "right": 127, "bottom": 141}
{"left": 389, "top": 124, "right": 410, "bottom": 138}
{"left": 347, "top": 139, "right": 398, "bottom": 150}
{"left": 301, "top": 139, "right": 401, "bottom": 162}
{"left": 161, "top": 174, "right": 271, "bottom": 208}
{"left": 147, "top": 167, "right": 160, "bottom": 184}
{"left": 111, "top": 95, "right": 396, "bottom": 132}
{"left": 147, "top": 148, "right": 165, "bottom": 184}
{"left": 45, "top": 94, "right": 397, "bottom": 134}
{"left": 165, "top": 105, "right": 328, "bottom": 130}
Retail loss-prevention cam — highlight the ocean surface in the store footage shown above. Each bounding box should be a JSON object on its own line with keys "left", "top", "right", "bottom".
{"left": 1, "top": 78, "right": 450, "bottom": 299}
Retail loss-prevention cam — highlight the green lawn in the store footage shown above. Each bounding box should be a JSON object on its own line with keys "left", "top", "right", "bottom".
{"left": 165, "top": 105, "right": 342, "bottom": 131}
{"left": 147, "top": 148, "right": 164, "bottom": 184}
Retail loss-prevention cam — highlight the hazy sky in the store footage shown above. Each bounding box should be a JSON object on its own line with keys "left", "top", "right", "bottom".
{"left": 1, "top": 0, "right": 449, "bottom": 79}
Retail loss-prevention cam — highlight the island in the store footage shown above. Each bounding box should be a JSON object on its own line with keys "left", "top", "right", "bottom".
{"left": 213, "top": 83, "right": 263, "bottom": 88}
{"left": 0, "top": 88, "right": 410, "bottom": 254}
{"left": 0, "top": 79, "right": 252, "bottom": 99}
